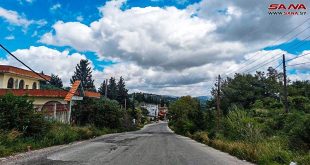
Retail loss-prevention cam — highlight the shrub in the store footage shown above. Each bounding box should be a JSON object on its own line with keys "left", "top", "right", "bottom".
{"left": 283, "top": 113, "right": 310, "bottom": 151}
{"left": 93, "top": 98, "right": 122, "bottom": 129}
{"left": 192, "top": 131, "right": 209, "bottom": 144}
{"left": 289, "top": 96, "right": 309, "bottom": 112}
{"left": 224, "top": 107, "right": 262, "bottom": 142}
{"left": 0, "top": 94, "right": 49, "bottom": 137}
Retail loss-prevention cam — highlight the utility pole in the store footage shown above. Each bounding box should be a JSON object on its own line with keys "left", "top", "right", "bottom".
{"left": 124, "top": 98, "right": 127, "bottom": 110}
{"left": 282, "top": 54, "right": 289, "bottom": 113}
{"left": 216, "top": 75, "right": 221, "bottom": 130}
{"left": 105, "top": 79, "right": 108, "bottom": 98}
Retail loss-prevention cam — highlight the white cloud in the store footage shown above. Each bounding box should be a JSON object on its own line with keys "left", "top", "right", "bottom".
{"left": 38, "top": 0, "right": 310, "bottom": 96}
{"left": 40, "top": 1, "right": 247, "bottom": 71}
{"left": 50, "top": 3, "right": 61, "bottom": 11}
{"left": 0, "top": 7, "right": 47, "bottom": 28}
{"left": 5, "top": 35, "right": 15, "bottom": 40}
{"left": 287, "top": 50, "right": 310, "bottom": 71}
{"left": 40, "top": 21, "right": 98, "bottom": 51}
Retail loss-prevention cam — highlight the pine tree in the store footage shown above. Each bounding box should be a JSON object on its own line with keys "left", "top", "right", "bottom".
{"left": 98, "top": 80, "right": 107, "bottom": 96}
{"left": 117, "top": 77, "right": 128, "bottom": 107}
{"left": 70, "top": 59, "right": 96, "bottom": 91}
{"left": 107, "top": 77, "right": 117, "bottom": 100}
{"left": 50, "top": 74, "right": 63, "bottom": 88}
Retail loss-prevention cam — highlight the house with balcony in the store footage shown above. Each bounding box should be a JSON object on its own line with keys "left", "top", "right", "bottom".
{"left": 0, "top": 65, "right": 100, "bottom": 123}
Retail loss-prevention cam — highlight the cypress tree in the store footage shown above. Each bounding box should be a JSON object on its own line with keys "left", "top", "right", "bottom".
{"left": 117, "top": 76, "right": 128, "bottom": 107}
{"left": 98, "top": 80, "right": 107, "bottom": 96}
{"left": 107, "top": 77, "right": 117, "bottom": 100}
{"left": 50, "top": 74, "right": 63, "bottom": 88}
{"left": 70, "top": 59, "right": 96, "bottom": 91}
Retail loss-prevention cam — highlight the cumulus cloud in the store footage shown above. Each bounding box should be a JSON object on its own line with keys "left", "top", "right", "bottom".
{"left": 189, "top": 0, "right": 309, "bottom": 44}
{"left": 40, "top": 0, "right": 248, "bottom": 71}
{"left": 37, "top": 0, "right": 309, "bottom": 96}
{"left": 287, "top": 50, "right": 310, "bottom": 70}
{"left": 0, "top": 7, "right": 47, "bottom": 28}
{"left": 0, "top": 46, "right": 87, "bottom": 86}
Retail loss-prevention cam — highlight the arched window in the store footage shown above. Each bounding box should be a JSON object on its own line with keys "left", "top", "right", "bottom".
{"left": 7, "top": 78, "right": 14, "bottom": 88}
{"left": 32, "top": 82, "right": 37, "bottom": 89}
{"left": 19, "top": 80, "right": 24, "bottom": 89}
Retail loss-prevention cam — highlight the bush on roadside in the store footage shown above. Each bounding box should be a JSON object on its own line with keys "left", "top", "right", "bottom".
{"left": 0, "top": 94, "right": 49, "bottom": 137}
{"left": 192, "top": 131, "right": 209, "bottom": 144}
{"left": 0, "top": 122, "right": 115, "bottom": 157}
{"left": 224, "top": 106, "right": 262, "bottom": 142}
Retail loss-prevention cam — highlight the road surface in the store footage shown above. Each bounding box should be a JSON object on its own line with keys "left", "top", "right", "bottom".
{"left": 3, "top": 122, "right": 252, "bottom": 165}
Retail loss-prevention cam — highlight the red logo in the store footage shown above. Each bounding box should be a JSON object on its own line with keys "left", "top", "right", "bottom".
{"left": 268, "top": 4, "right": 306, "bottom": 10}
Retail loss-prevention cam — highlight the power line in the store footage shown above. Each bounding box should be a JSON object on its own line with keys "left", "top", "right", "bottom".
{"left": 226, "top": 17, "right": 310, "bottom": 75}
{"left": 287, "top": 61, "right": 310, "bottom": 67}
{"left": 240, "top": 33, "right": 310, "bottom": 73}
{"left": 286, "top": 52, "right": 310, "bottom": 63}
{"left": 239, "top": 33, "right": 310, "bottom": 74}
{"left": 243, "top": 55, "right": 282, "bottom": 73}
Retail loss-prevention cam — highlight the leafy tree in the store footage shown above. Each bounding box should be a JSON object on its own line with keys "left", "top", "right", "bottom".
{"left": 168, "top": 96, "right": 204, "bottom": 134}
{"left": 49, "top": 74, "right": 63, "bottom": 88}
{"left": 93, "top": 98, "right": 122, "bottom": 129}
{"left": 70, "top": 59, "right": 96, "bottom": 91}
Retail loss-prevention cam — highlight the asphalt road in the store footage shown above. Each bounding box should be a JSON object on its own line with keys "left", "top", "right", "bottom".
{"left": 4, "top": 122, "right": 252, "bottom": 165}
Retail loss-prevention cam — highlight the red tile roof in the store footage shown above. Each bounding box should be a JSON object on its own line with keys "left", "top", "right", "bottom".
{"left": 64, "top": 80, "right": 81, "bottom": 101}
{"left": 0, "top": 65, "right": 51, "bottom": 80}
{"left": 84, "top": 91, "right": 101, "bottom": 99}
{"left": 0, "top": 89, "right": 67, "bottom": 98}
{"left": 0, "top": 89, "right": 101, "bottom": 99}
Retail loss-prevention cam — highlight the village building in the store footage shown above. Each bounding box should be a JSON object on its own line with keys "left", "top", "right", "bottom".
{"left": 0, "top": 65, "right": 100, "bottom": 123}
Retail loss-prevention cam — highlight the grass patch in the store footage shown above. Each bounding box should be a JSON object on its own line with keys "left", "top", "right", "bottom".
{"left": 191, "top": 131, "right": 309, "bottom": 165}
{"left": 0, "top": 122, "right": 120, "bottom": 158}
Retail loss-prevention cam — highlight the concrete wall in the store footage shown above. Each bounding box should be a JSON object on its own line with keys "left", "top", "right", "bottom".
{"left": 0, "top": 74, "right": 3, "bottom": 89}
{"left": 1, "top": 73, "right": 40, "bottom": 89}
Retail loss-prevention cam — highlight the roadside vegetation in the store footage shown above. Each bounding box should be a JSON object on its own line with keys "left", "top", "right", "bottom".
{"left": 0, "top": 59, "right": 149, "bottom": 157}
{"left": 168, "top": 67, "right": 310, "bottom": 165}
{"left": 0, "top": 94, "right": 148, "bottom": 157}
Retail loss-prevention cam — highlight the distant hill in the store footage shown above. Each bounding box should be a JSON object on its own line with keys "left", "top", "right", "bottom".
{"left": 129, "top": 92, "right": 178, "bottom": 106}
{"left": 195, "top": 96, "right": 211, "bottom": 102}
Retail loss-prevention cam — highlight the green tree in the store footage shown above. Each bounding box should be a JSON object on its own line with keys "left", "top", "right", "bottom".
{"left": 93, "top": 98, "right": 122, "bottom": 129}
{"left": 107, "top": 77, "right": 117, "bottom": 100}
{"left": 117, "top": 77, "right": 128, "bottom": 108}
{"left": 49, "top": 74, "right": 63, "bottom": 88}
{"left": 70, "top": 59, "right": 96, "bottom": 91}
{"left": 98, "top": 80, "right": 107, "bottom": 96}
{"left": 168, "top": 96, "right": 204, "bottom": 134}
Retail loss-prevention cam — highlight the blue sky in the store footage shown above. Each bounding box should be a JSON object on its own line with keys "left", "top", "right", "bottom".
{"left": 0, "top": 0, "right": 309, "bottom": 96}
{"left": 0, "top": 0, "right": 202, "bottom": 70}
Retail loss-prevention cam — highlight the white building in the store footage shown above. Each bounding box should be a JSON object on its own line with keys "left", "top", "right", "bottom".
{"left": 141, "top": 104, "right": 159, "bottom": 118}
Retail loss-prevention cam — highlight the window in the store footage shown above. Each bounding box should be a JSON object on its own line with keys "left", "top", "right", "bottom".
{"left": 19, "top": 80, "right": 24, "bottom": 89}
{"left": 32, "top": 82, "right": 37, "bottom": 89}
{"left": 26, "top": 85, "right": 29, "bottom": 89}
{"left": 7, "top": 78, "right": 14, "bottom": 88}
